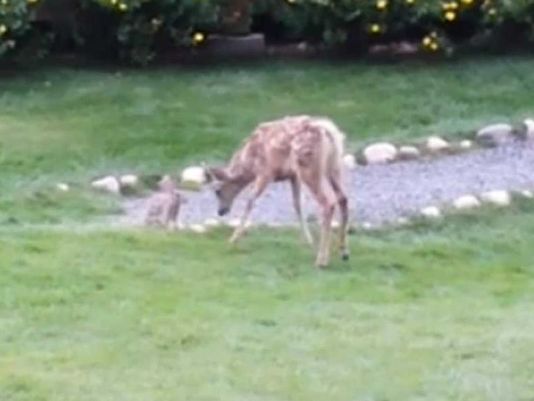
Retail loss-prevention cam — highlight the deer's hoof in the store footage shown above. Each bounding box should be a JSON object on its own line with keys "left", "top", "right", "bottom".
{"left": 341, "top": 252, "right": 350, "bottom": 262}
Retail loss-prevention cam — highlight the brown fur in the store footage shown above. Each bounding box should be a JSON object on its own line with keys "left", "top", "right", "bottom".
{"left": 145, "top": 175, "right": 185, "bottom": 231}
{"left": 208, "top": 115, "right": 349, "bottom": 268}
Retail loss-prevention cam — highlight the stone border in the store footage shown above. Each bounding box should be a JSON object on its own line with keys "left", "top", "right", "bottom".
{"left": 174, "top": 185, "right": 534, "bottom": 235}
{"left": 352, "top": 119, "right": 533, "bottom": 167}
{"left": 412, "top": 189, "right": 531, "bottom": 224}
{"left": 78, "top": 118, "right": 534, "bottom": 234}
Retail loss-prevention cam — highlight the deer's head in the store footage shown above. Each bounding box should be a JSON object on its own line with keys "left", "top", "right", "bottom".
{"left": 205, "top": 167, "right": 246, "bottom": 216}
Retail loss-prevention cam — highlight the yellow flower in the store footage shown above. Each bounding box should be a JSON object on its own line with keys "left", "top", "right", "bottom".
{"left": 422, "top": 36, "right": 432, "bottom": 47}
{"left": 193, "top": 32, "right": 205, "bottom": 44}
{"left": 370, "top": 24, "right": 381, "bottom": 34}
{"left": 110, "top": 0, "right": 118, "bottom": 4}
{"left": 488, "top": 8, "right": 497, "bottom": 16}
{"left": 118, "top": 2, "right": 127, "bottom": 11}
{"left": 444, "top": 11, "right": 456, "bottom": 21}
{"left": 376, "top": 0, "right": 387, "bottom": 10}
{"left": 1, "top": 0, "right": 8, "bottom": 4}
{"left": 27, "top": 0, "right": 39, "bottom": 4}
{"left": 0, "top": 24, "right": 7, "bottom": 35}
{"left": 430, "top": 42, "right": 439, "bottom": 51}
{"left": 461, "top": 0, "right": 473, "bottom": 4}
{"left": 405, "top": 0, "right": 415, "bottom": 4}
{"left": 442, "top": 1, "right": 458, "bottom": 10}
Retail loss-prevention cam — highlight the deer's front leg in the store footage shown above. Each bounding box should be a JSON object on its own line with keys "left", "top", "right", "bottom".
{"left": 229, "top": 176, "right": 270, "bottom": 244}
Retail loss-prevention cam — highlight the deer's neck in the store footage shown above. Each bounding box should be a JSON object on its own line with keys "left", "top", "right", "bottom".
{"left": 229, "top": 167, "right": 256, "bottom": 189}
{"left": 228, "top": 146, "right": 257, "bottom": 185}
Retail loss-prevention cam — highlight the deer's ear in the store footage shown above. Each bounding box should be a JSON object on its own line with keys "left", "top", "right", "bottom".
{"left": 205, "top": 167, "right": 230, "bottom": 182}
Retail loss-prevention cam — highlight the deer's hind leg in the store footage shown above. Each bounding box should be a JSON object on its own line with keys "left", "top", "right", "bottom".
{"left": 329, "top": 172, "right": 349, "bottom": 261}
{"left": 297, "top": 169, "right": 337, "bottom": 268}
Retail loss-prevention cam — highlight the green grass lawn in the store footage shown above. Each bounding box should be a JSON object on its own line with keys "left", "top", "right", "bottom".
{"left": 2, "top": 57, "right": 534, "bottom": 400}
{"left": 2, "top": 209, "right": 534, "bottom": 401}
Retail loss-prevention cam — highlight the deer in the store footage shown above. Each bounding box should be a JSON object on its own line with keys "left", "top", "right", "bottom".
{"left": 206, "top": 115, "right": 350, "bottom": 268}
{"left": 145, "top": 175, "right": 186, "bottom": 231}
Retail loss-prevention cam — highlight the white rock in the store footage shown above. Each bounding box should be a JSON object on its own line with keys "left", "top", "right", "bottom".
{"left": 363, "top": 142, "right": 398, "bottom": 164}
{"left": 476, "top": 123, "right": 514, "bottom": 146}
{"left": 453, "top": 195, "right": 481, "bottom": 210}
{"left": 204, "top": 218, "right": 222, "bottom": 227}
{"left": 426, "top": 136, "right": 450, "bottom": 152}
{"left": 523, "top": 119, "right": 534, "bottom": 139}
{"left": 480, "top": 190, "right": 511, "bottom": 207}
{"left": 91, "top": 176, "right": 120, "bottom": 194}
{"left": 343, "top": 154, "right": 357, "bottom": 169}
{"left": 297, "top": 42, "right": 308, "bottom": 52}
{"left": 56, "top": 183, "right": 70, "bottom": 192}
{"left": 331, "top": 220, "right": 340, "bottom": 229}
{"left": 190, "top": 224, "right": 207, "bottom": 234}
{"left": 361, "top": 222, "right": 373, "bottom": 230}
{"left": 120, "top": 174, "right": 139, "bottom": 187}
{"left": 520, "top": 190, "right": 533, "bottom": 198}
{"left": 398, "top": 146, "right": 420, "bottom": 160}
{"left": 460, "top": 140, "right": 473, "bottom": 149}
{"left": 396, "top": 217, "right": 409, "bottom": 225}
{"left": 421, "top": 206, "right": 442, "bottom": 219}
{"left": 181, "top": 166, "right": 207, "bottom": 186}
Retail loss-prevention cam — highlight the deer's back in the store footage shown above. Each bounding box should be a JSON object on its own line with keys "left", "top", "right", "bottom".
{"left": 230, "top": 115, "right": 344, "bottom": 180}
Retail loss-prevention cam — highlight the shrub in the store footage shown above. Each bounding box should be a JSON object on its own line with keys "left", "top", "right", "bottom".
{"left": 2, "top": 0, "right": 534, "bottom": 64}
{"left": 254, "top": 0, "right": 534, "bottom": 54}
{"left": 485, "top": 0, "right": 534, "bottom": 49}
{"left": 0, "top": 0, "right": 41, "bottom": 58}
{"left": 79, "top": 0, "right": 220, "bottom": 65}
{"left": 219, "top": 0, "right": 252, "bottom": 34}
{"left": 251, "top": 0, "right": 300, "bottom": 43}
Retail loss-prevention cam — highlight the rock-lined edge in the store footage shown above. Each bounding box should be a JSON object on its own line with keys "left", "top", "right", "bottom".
{"left": 408, "top": 188, "right": 532, "bottom": 230}
{"left": 353, "top": 118, "right": 533, "bottom": 167}
{"left": 91, "top": 119, "right": 534, "bottom": 195}
{"left": 91, "top": 118, "right": 534, "bottom": 234}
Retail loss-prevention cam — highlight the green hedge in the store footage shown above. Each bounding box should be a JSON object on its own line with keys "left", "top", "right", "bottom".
{"left": 1, "top": 0, "right": 534, "bottom": 64}
{"left": 78, "top": 0, "right": 219, "bottom": 64}
{"left": 0, "top": 0, "right": 41, "bottom": 57}
{"left": 263, "top": 0, "right": 534, "bottom": 54}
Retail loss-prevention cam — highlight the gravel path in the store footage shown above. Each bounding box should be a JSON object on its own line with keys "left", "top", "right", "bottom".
{"left": 120, "top": 139, "right": 534, "bottom": 228}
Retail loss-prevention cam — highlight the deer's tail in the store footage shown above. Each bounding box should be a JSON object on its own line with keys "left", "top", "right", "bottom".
{"left": 312, "top": 117, "right": 346, "bottom": 177}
